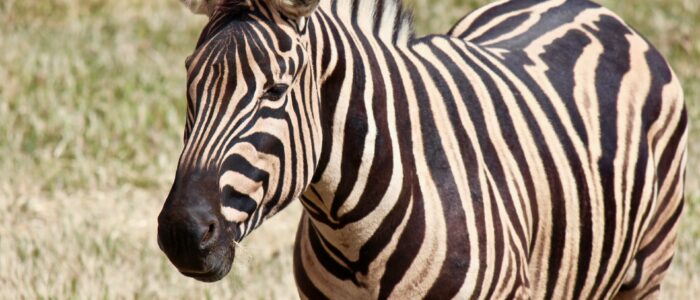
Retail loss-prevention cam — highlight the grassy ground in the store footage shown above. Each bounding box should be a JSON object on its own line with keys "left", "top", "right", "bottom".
{"left": 0, "top": 0, "right": 697, "bottom": 298}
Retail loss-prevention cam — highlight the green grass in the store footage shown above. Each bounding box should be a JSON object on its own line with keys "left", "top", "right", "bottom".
{"left": 0, "top": 0, "right": 698, "bottom": 298}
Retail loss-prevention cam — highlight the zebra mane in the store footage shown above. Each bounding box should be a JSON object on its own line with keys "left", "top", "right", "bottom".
{"left": 217, "top": 0, "right": 250, "bottom": 14}
{"left": 198, "top": 0, "right": 416, "bottom": 46}
{"left": 323, "top": 0, "right": 415, "bottom": 44}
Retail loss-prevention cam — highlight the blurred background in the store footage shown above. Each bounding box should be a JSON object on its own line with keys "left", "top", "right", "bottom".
{"left": 0, "top": 0, "right": 697, "bottom": 298}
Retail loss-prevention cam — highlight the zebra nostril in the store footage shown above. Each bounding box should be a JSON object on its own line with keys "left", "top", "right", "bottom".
{"left": 200, "top": 221, "right": 217, "bottom": 249}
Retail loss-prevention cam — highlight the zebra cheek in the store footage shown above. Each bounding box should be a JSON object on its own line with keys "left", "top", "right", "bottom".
{"left": 219, "top": 172, "right": 264, "bottom": 224}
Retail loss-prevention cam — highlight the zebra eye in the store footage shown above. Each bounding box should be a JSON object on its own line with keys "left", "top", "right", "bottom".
{"left": 261, "top": 83, "right": 289, "bottom": 101}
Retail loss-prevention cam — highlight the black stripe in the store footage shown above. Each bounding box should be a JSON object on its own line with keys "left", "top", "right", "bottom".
{"left": 587, "top": 15, "right": 633, "bottom": 297}
{"left": 537, "top": 28, "right": 595, "bottom": 299}
{"left": 471, "top": 12, "right": 530, "bottom": 44}
{"left": 378, "top": 183, "right": 424, "bottom": 299}
{"left": 294, "top": 218, "right": 330, "bottom": 299}
{"left": 410, "top": 54, "right": 471, "bottom": 300}
{"left": 451, "top": 0, "right": 542, "bottom": 37}
{"left": 331, "top": 19, "right": 394, "bottom": 226}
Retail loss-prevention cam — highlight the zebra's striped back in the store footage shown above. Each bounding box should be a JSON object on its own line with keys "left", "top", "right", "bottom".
{"left": 159, "top": 0, "right": 687, "bottom": 298}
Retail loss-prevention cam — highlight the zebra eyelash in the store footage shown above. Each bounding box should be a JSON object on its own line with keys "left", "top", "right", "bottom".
{"left": 260, "top": 83, "right": 289, "bottom": 101}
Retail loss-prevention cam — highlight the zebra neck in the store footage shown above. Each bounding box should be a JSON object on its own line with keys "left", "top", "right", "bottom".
{"left": 299, "top": 6, "right": 409, "bottom": 251}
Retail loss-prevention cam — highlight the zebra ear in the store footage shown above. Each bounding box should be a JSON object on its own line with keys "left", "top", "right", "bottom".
{"left": 269, "top": 0, "right": 320, "bottom": 18}
{"left": 180, "top": 0, "right": 220, "bottom": 16}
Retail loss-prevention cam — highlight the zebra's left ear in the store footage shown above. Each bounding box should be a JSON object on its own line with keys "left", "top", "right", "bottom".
{"left": 268, "top": 0, "right": 320, "bottom": 19}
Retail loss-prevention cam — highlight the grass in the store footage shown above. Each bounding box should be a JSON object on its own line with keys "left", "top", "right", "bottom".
{"left": 0, "top": 0, "right": 697, "bottom": 298}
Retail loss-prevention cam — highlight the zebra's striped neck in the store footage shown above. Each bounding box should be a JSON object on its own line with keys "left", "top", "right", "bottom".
{"left": 297, "top": 1, "right": 425, "bottom": 267}
{"left": 320, "top": 0, "right": 415, "bottom": 46}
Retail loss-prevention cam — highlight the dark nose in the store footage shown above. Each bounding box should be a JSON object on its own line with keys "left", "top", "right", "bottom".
{"left": 158, "top": 207, "right": 218, "bottom": 248}
{"left": 158, "top": 206, "right": 220, "bottom": 270}
{"left": 157, "top": 190, "right": 221, "bottom": 273}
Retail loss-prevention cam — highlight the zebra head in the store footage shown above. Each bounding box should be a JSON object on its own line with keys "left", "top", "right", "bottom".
{"left": 158, "top": 0, "right": 322, "bottom": 282}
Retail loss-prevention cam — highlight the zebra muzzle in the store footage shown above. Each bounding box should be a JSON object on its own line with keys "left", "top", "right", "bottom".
{"left": 157, "top": 172, "right": 237, "bottom": 282}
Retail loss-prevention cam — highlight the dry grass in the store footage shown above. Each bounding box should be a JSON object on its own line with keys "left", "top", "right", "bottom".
{"left": 0, "top": 0, "right": 697, "bottom": 298}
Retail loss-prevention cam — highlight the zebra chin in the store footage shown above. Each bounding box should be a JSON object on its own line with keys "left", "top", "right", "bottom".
{"left": 158, "top": 220, "right": 237, "bottom": 283}
{"left": 157, "top": 222, "right": 237, "bottom": 282}
{"left": 177, "top": 247, "right": 235, "bottom": 282}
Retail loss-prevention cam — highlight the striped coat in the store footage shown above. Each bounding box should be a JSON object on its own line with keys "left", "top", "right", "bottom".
{"left": 162, "top": 0, "right": 687, "bottom": 298}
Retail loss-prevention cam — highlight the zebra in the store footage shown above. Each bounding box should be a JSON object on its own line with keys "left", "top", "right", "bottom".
{"left": 156, "top": 0, "right": 687, "bottom": 298}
